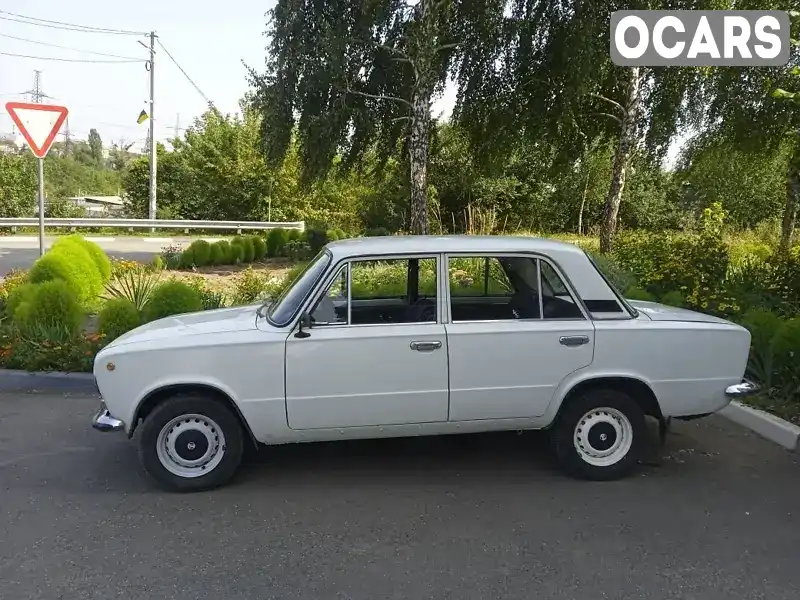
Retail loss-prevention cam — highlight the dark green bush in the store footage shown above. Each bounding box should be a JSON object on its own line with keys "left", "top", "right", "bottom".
{"left": 267, "top": 228, "right": 288, "bottom": 257}
{"left": 230, "top": 242, "right": 245, "bottom": 263}
{"left": 233, "top": 236, "right": 255, "bottom": 262}
{"left": 305, "top": 227, "right": 329, "bottom": 253}
{"left": 365, "top": 227, "right": 390, "bottom": 237}
{"left": 216, "top": 240, "right": 232, "bottom": 263}
{"left": 209, "top": 242, "right": 225, "bottom": 266}
{"left": 28, "top": 243, "right": 103, "bottom": 308}
{"left": 98, "top": 298, "right": 141, "bottom": 341}
{"left": 179, "top": 246, "right": 196, "bottom": 269}
{"left": 624, "top": 286, "right": 655, "bottom": 301}
{"left": 142, "top": 280, "right": 204, "bottom": 322}
{"left": 189, "top": 240, "right": 212, "bottom": 266}
{"left": 251, "top": 235, "right": 267, "bottom": 260}
{"left": 5, "top": 282, "right": 36, "bottom": 319}
{"left": 659, "top": 290, "right": 686, "bottom": 308}
{"left": 287, "top": 229, "right": 301, "bottom": 243}
{"left": 12, "top": 280, "right": 84, "bottom": 337}
{"left": 588, "top": 252, "right": 637, "bottom": 294}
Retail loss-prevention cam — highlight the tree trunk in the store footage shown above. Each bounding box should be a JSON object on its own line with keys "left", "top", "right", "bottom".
{"left": 599, "top": 66, "right": 643, "bottom": 254}
{"left": 578, "top": 170, "right": 589, "bottom": 235}
{"left": 779, "top": 147, "right": 799, "bottom": 252}
{"left": 408, "top": 85, "right": 431, "bottom": 235}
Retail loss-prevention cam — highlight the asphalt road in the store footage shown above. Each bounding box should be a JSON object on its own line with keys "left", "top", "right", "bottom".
{"left": 0, "top": 236, "right": 202, "bottom": 275}
{"left": 2, "top": 391, "right": 799, "bottom": 600}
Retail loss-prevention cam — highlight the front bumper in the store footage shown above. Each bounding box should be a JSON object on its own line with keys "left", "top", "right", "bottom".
{"left": 725, "top": 379, "right": 760, "bottom": 399}
{"left": 92, "top": 401, "right": 125, "bottom": 432}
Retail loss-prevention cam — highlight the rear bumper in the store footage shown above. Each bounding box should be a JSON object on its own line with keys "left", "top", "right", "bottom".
{"left": 725, "top": 379, "right": 760, "bottom": 399}
{"left": 92, "top": 401, "right": 125, "bottom": 432}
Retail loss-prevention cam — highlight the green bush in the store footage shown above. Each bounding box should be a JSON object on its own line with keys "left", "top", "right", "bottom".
{"left": 12, "top": 280, "right": 84, "bottom": 337}
{"left": 28, "top": 243, "right": 103, "bottom": 308}
{"left": 230, "top": 242, "right": 245, "bottom": 264}
{"left": 5, "top": 283, "right": 37, "bottom": 320}
{"left": 103, "top": 265, "right": 163, "bottom": 312}
{"left": 216, "top": 240, "right": 232, "bottom": 263}
{"left": 588, "top": 252, "right": 637, "bottom": 293}
{"left": 231, "top": 267, "right": 269, "bottom": 305}
{"left": 331, "top": 228, "right": 347, "bottom": 241}
{"left": 287, "top": 229, "right": 301, "bottom": 243}
{"left": 659, "top": 290, "right": 686, "bottom": 308}
{"left": 98, "top": 298, "right": 142, "bottom": 341}
{"left": 305, "top": 227, "right": 329, "bottom": 253}
{"left": 182, "top": 275, "right": 227, "bottom": 310}
{"left": 769, "top": 318, "right": 800, "bottom": 399}
{"left": 189, "top": 240, "right": 212, "bottom": 266}
{"left": 251, "top": 235, "right": 267, "bottom": 260}
{"left": 233, "top": 236, "right": 255, "bottom": 262}
{"left": 209, "top": 242, "right": 225, "bottom": 266}
{"left": 327, "top": 229, "right": 340, "bottom": 241}
{"left": 151, "top": 255, "right": 165, "bottom": 271}
{"left": 365, "top": 227, "right": 391, "bottom": 237}
{"left": 267, "top": 228, "right": 288, "bottom": 257}
{"left": 58, "top": 235, "right": 112, "bottom": 283}
{"left": 179, "top": 247, "right": 196, "bottom": 269}
{"left": 142, "top": 280, "right": 204, "bottom": 322}
{"left": 624, "top": 286, "right": 655, "bottom": 301}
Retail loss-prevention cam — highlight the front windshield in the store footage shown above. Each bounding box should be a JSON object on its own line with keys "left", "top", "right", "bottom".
{"left": 267, "top": 250, "right": 332, "bottom": 327}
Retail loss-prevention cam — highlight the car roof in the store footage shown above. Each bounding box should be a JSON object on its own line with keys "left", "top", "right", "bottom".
{"left": 325, "top": 235, "right": 587, "bottom": 259}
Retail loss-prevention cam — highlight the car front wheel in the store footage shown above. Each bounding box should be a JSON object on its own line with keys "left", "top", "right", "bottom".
{"left": 551, "top": 388, "right": 647, "bottom": 481}
{"left": 138, "top": 394, "right": 245, "bottom": 492}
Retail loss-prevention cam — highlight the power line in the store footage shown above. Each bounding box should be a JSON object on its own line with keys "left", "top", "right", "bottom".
{"left": 157, "top": 39, "right": 215, "bottom": 109}
{"left": 0, "top": 32, "right": 146, "bottom": 60}
{"left": 0, "top": 51, "right": 143, "bottom": 63}
{"left": 0, "top": 10, "right": 146, "bottom": 36}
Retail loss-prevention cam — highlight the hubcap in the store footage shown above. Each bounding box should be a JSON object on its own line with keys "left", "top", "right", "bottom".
{"left": 573, "top": 407, "right": 633, "bottom": 467}
{"left": 156, "top": 414, "right": 226, "bottom": 478}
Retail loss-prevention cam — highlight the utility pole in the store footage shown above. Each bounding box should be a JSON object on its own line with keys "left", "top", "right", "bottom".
{"left": 174, "top": 113, "right": 180, "bottom": 140}
{"left": 147, "top": 31, "right": 157, "bottom": 226}
{"left": 31, "top": 70, "right": 43, "bottom": 103}
{"left": 62, "top": 117, "right": 71, "bottom": 156}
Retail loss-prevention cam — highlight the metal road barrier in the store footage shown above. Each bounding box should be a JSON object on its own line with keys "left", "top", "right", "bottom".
{"left": 0, "top": 218, "right": 305, "bottom": 233}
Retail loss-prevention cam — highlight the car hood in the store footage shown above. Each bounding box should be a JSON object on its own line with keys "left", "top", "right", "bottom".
{"left": 107, "top": 304, "right": 261, "bottom": 348}
{"left": 627, "top": 300, "right": 733, "bottom": 325}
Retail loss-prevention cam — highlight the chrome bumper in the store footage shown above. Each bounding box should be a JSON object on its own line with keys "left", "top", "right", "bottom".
{"left": 92, "top": 402, "right": 125, "bottom": 432}
{"left": 725, "top": 379, "right": 760, "bottom": 399}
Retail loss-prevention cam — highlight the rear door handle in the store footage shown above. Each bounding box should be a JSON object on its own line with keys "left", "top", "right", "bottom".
{"left": 410, "top": 340, "right": 442, "bottom": 352}
{"left": 559, "top": 335, "right": 590, "bottom": 347}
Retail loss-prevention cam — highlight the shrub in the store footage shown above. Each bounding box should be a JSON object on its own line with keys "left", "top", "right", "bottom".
{"left": 267, "top": 228, "right": 288, "bottom": 257}
{"left": 189, "top": 240, "right": 212, "bottom": 266}
{"left": 28, "top": 243, "right": 103, "bottom": 308}
{"left": 769, "top": 318, "right": 800, "bottom": 400}
{"left": 142, "top": 280, "right": 204, "bottom": 322}
{"left": 5, "top": 283, "right": 37, "bottom": 320}
{"left": 103, "top": 265, "right": 163, "bottom": 312}
{"left": 0, "top": 269, "right": 28, "bottom": 314}
{"left": 160, "top": 244, "right": 183, "bottom": 269}
{"left": 12, "top": 279, "right": 84, "bottom": 338}
{"left": 151, "top": 255, "right": 165, "bottom": 271}
{"left": 286, "top": 239, "right": 311, "bottom": 260}
{"left": 287, "top": 229, "right": 301, "bottom": 243}
{"left": 327, "top": 229, "right": 340, "bottom": 241}
{"left": 56, "top": 235, "right": 111, "bottom": 283}
{"left": 251, "top": 235, "right": 267, "bottom": 260}
{"left": 216, "top": 240, "right": 232, "bottom": 263}
{"left": 659, "top": 290, "right": 686, "bottom": 308}
{"left": 179, "top": 246, "right": 196, "bottom": 269}
{"left": 365, "top": 227, "right": 390, "bottom": 237}
{"left": 231, "top": 267, "right": 269, "bottom": 305}
{"left": 305, "top": 227, "right": 329, "bottom": 253}
{"left": 588, "top": 252, "right": 637, "bottom": 294}
{"left": 233, "top": 236, "right": 255, "bottom": 262}
{"left": 209, "top": 242, "right": 225, "bottom": 266}
{"left": 624, "top": 286, "right": 655, "bottom": 301}
{"left": 182, "top": 275, "right": 227, "bottom": 310}
{"left": 98, "top": 298, "right": 142, "bottom": 341}
{"left": 230, "top": 242, "right": 245, "bottom": 264}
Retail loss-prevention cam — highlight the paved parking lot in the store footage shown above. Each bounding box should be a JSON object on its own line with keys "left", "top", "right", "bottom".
{"left": 1, "top": 391, "right": 799, "bottom": 600}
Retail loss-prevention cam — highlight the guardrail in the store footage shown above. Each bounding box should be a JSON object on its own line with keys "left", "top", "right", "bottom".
{"left": 0, "top": 217, "right": 305, "bottom": 233}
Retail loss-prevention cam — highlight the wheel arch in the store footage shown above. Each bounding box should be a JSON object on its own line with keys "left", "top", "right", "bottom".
{"left": 554, "top": 376, "right": 664, "bottom": 424}
{"left": 131, "top": 383, "right": 258, "bottom": 448}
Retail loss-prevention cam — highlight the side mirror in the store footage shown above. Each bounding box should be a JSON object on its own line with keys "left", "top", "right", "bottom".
{"left": 295, "top": 311, "right": 312, "bottom": 338}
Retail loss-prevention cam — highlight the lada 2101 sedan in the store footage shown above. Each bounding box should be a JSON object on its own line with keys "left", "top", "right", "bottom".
{"left": 92, "top": 235, "right": 758, "bottom": 491}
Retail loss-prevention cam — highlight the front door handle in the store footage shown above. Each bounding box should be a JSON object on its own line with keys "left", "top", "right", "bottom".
{"left": 559, "top": 335, "right": 590, "bottom": 347}
{"left": 410, "top": 340, "right": 443, "bottom": 352}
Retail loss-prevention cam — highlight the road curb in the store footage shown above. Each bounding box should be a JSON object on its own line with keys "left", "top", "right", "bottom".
{"left": 0, "top": 369, "right": 97, "bottom": 394}
{"left": 720, "top": 401, "right": 800, "bottom": 452}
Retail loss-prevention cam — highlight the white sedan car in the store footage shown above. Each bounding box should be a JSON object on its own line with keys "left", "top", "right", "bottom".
{"left": 92, "top": 235, "right": 757, "bottom": 491}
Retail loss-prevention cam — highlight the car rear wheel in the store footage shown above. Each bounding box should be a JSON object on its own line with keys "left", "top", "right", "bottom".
{"left": 551, "top": 388, "right": 647, "bottom": 481}
{"left": 138, "top": 394, "right": 245, "bottom": 492}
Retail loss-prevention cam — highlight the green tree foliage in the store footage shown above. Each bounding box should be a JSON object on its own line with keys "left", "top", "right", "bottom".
{"left": 88, "top": 129, "right": 104, "bottom": 165}
{"left": 0, "top": 154, "right": 36, "bottom": 217}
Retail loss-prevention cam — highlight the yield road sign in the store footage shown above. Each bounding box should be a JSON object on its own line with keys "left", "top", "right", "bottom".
{"left": 5, "top": 101, "right": 69, "bottom": 158}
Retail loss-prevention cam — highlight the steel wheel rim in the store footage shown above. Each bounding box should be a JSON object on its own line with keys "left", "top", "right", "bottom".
{"left": 573, "top": 407, "right": 633, "bottom": 467}
{"left": 155, "top": 413, "right": 226, "bottom": 478}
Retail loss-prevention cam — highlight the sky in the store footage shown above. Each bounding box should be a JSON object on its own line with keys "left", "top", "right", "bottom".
{"left": 0, "top": 1, "right": 457, "bottom": 152}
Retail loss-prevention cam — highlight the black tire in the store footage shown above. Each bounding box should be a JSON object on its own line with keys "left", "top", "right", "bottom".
{"left": 550, "top": 388, "right": 647, "bottom": 481}
{"left": 138, "top": 394, "right": 245, "bottom": 492}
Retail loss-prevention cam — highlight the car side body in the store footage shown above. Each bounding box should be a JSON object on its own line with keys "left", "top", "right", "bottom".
{"left": 92, "top": 235, "right": 757, "bottom": 489}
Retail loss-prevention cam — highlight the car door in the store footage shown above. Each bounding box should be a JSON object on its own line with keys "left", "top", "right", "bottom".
{"left": 444, "top": 253, "right": 595, "bottom": 421}
{"left": 284, "top": 255, "right": 450, "bottom": 429}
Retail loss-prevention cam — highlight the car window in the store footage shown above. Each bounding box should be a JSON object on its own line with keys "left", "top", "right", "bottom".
{"left": 267, "top": 250, "right": 331, "bottom": 326}
{"left": 347, "top": 257, "right": 438, "bottom": 325}
{"left": 310, "top": 264, "right": 348, "bottom": 325}
{"left": 449, "top": 255, "right": 583, "bottom": 322}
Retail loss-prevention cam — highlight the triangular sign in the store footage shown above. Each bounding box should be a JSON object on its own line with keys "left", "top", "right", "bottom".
{"left": 5, "top": 101, "right": 69, "bottom": 158}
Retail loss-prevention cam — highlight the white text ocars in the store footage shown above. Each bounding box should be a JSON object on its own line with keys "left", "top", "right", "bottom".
{"left": 92, "top": 235, "right": 758, "bottom": 491}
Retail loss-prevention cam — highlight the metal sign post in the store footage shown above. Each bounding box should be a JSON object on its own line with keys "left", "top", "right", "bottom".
{"left": 4, "top": 101, "right": 69, "bottom": 256}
